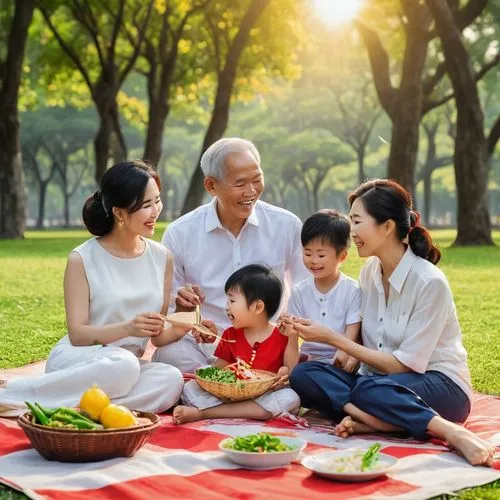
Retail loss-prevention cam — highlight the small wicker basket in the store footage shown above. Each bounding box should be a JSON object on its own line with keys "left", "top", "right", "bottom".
{"left": 195, "top": 369, "right": 278, "bottom": 402}
{"left": 18, "top": 410, "right": 161, "bottom": 463}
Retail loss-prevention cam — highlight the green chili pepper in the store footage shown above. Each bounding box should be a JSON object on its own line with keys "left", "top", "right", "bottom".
{"left": 57, "top": 407, "right": 97, "bottom": 424}
{"left": 35, "top": 403, "right": 58, "bottom": 418}
{"left": 25, "top": 401, "right": 50, "bottom": 425}
{"left": 361, "top": 443, "right": 381, "bottom": 471}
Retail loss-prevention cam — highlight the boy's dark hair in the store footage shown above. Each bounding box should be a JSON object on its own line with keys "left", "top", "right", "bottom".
{"left": 224, "top": 264, "right": 282, "bottom": 318}
{"left": 301, "top": 209, "right": 351, "bottom": 255}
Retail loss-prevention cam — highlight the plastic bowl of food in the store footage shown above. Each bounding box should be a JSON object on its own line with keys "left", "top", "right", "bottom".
{"left": 219, "top": 432, "right": 307, "bottom": 469}
{"left": 301, "top": 444, "right": 398, "bottom": 482}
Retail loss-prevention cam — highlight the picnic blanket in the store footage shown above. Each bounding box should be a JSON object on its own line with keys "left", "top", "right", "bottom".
{"left": 1, "top": 393, "right": 499, "bottom": 500}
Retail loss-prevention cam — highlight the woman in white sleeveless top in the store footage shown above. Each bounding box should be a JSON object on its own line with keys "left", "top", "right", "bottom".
{"left": 0, "top": 161, "right": 190, "bottom": 415}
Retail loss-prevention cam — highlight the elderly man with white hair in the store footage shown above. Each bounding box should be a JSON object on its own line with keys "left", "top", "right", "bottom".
{"left": 152, "top": 137, "right": 308, "bottom": 373}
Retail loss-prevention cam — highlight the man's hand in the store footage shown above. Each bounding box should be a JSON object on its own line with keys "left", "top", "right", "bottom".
{"left": 175, "top": 283, "right": 205, "bottom": 312}
{"left": 192, "top": 319, "right": 218, "bottom": 344}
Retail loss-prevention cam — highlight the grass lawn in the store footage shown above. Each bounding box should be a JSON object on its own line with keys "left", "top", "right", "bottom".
{"left": 0, "top": 227, "right": 499, "bottom": 499}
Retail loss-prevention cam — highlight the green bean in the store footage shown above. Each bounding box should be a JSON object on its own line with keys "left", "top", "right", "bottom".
{"left": 361, "top": 443, "right": 381, "bottom": 471}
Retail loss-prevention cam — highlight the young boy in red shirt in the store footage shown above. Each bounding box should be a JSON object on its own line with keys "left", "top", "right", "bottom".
{"left": 173, "top": 264, "right": 300, "bottom": 424}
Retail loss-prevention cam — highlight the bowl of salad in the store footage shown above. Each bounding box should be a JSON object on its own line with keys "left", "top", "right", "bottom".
{"left": 301, "top": 443, "right": 398, "bottom": 482}
{"left": 219, "top": 432, "right": 307, "bottom": 469}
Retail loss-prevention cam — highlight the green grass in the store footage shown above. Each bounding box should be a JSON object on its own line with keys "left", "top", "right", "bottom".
{"left": 0, "top": 227, "right": 499, "bottom": 499}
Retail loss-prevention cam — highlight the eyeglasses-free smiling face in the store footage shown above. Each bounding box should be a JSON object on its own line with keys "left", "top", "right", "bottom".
{"left": 225, "top": 288, "right": 263, "bottom": 329}
{"left": 121, "top": 178, "right": 163, "bottom": 237}
{"left": 208, "top": 151, "right": 265, "bottom": 221}
{"left": 349, "top": 197, "right": 389, "bottom": 258}
{"left": 303, "top": 238, "right": 345, "bottom": 280}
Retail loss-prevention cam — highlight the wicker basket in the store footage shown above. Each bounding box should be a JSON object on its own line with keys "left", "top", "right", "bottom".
{"left": 196, "top": 369, "right": 278, "bottom": 402}
{"left": 18, "top": 410, "right": 161, "bottom": 463}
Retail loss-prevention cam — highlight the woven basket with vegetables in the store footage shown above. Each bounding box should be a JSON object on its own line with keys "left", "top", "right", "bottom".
{"left": 195, "top": 361, "right": 278, "bottom": 402}
{"left": 17, "top": 387, "right": 160, "bottom": 462}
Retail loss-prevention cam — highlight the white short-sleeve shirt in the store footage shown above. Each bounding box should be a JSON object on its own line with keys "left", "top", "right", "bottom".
{"left": 162, "top": 198, "right": 308, "bottom": 333}
{"left": 288, "top": 273, "right": 361, "bottom": 362}
{"left": 358, "top": 247, "right": 472, "bottom": 401}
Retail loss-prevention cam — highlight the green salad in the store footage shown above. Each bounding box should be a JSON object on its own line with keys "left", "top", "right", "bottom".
{"left": 224, "top": 433, "right": 295, "bottom": 453}
{"left": 196, "top": 366, "right": 237, "bottom": 383}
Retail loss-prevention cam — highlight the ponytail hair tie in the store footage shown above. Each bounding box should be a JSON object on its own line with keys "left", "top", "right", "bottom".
{"left": 409, "top": 210, "right": 421, "bottom": 234}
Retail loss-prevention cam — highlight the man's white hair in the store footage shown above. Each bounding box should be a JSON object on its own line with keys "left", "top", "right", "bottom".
{"left": 200, "top": 137, "right": 261, "bottom": 180}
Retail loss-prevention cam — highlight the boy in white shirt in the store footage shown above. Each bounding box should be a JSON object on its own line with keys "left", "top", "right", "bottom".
{"left": 286, "top": 210, "right": 361, "bottom": 370}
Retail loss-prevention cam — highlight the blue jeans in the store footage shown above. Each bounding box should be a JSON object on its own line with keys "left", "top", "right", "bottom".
{"left": 290, "top": 362, "right": 471, "bottom": 440}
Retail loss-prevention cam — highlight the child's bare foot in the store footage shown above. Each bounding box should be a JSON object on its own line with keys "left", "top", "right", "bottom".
{"left": 0, "top": 380, "right": 7, "bottom": 389}
{"left": 445, "top": 427, "right": 496, "bottom": 466}
{"left": 334, "top": 416, "right": 376, "bottom": 438}
{"left": 172, "top": 405, "right": 203, "bottom": 425}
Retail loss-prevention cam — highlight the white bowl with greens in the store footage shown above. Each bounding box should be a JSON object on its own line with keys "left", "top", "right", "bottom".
{"left": 301, "top": 443, "right": 398, "bottom": 482}
{"left": 219, "top": 432, "right": 307, "bottom": 469}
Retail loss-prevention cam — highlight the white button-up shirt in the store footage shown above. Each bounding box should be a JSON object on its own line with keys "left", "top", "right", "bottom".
{"left": 288, "top": 273, "right": 361, "bottom": 362}
{"left": 162, "top": 199, "right": 308, "bottom": 332}
{"left": 359, "top": 247, "right": 472, "bottom": 401}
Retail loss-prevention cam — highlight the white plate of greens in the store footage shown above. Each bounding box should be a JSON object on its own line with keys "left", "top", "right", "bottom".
{"left": 219, "top": 432, "right": 307, "bottom": 469}
{"left": 301, "top": 443, "right": 398, "bottom": 482}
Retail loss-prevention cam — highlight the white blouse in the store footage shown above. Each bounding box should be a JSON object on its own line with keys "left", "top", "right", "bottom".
{"left": 358, "top": 247, "right": 472, "bottom": 401}
{"left": 288, "top": 273, "right": 361, "bottom": 362}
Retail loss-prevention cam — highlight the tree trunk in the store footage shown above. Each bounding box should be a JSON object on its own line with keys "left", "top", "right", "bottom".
{"left": 144, "top": 104, "right": 169, "bottom": 168}
{"left": 94, "top": 110, "right": 115, "bottom": 183}
{"left": 426, "top": 0, "right": 493, "bottom": 245}
{"left": 357, "top": 147, "right": 366, "bottom": 185}
{"left": 0, "top": 0, "right": 35, "bottom": 238}
{"left": 37, "top": 182, "right": 48, "bottom": 229}
{"left": 387, "top": 19, "right": 430, "bottom": 195}
{"left": 422, "top": 170, "right": 432, "bottom": 226}
{"left": 181, "top": 0, "right": 272, "bottom": 214}
{"left": 64, "top": 191, "right": 70, "bottom": 227}
{"left": 356, "top": 5, "right": 431, "bottom": 195}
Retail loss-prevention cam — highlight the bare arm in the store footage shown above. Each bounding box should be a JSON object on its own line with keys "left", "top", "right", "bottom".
{"left": 65, "top": 252, "right": 164, "bottom": 346}
{"left": 282, "top": 332, "right": 300, "bottom": 372}
{"left": 291, "top": 320, "right": 410, "bottom": 374}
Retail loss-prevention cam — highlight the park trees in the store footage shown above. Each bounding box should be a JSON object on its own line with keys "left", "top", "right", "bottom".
{"left": 0, "top": 0, "right": 36, "bottom": 238}
{"left": 37, "top": 0, "right": 154, "bottom": 183}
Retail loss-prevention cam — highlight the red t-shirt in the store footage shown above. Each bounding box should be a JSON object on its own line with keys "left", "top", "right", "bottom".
{"left": 214, "top": 326, "right": 288, "bottom": 373}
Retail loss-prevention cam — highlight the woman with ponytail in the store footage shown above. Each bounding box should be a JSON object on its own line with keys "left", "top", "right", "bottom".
{"left": 288, "top": 179, "right": 495, "bottom": 467}
{"left": 0, "top": 161, "right": 204, "bottom": 415}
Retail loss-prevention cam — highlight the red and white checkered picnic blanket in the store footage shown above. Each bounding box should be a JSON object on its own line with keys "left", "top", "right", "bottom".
{"left": 1, "top": 394, "right": 499, "bottom": 500}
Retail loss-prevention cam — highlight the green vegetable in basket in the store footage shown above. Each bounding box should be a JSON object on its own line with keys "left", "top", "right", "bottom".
{"left": 25, "top": 402, "right": 50, "bottom": 425}
{"left": 224, "top": 433, "right": 295, "bottom": 453}
{"left": 361, "top": 442, "right": 381, "bottom": 471}
{"left": 25, "top": 401, "right": 103, "bottom": 430}
{"left": 196, "top": 366, "right": 237, "bottom": 383}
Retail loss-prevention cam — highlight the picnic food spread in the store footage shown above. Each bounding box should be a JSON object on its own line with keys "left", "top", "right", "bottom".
{"left": 25, "top": 385, "right": 138, "bottom": 429}
{"left": 223, "top": 433, "right": 296, "bottom": 453}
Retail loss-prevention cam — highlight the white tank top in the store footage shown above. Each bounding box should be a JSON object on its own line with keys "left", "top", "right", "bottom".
{"left": 62, "top": 237, "right": 169, "bottom": 357}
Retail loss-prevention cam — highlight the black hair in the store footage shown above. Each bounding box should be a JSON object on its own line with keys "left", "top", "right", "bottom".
{"left": 301, "top": 209, "right": 351, "bottom": 255}
{"left": 348, "top": 179, "right": 441, "bottom": 265}
{"left": 224, "top": 264, "right": 282, "bottom": 318}
{"left": 82, "top": 160, "right": 161, "bottom": 236}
